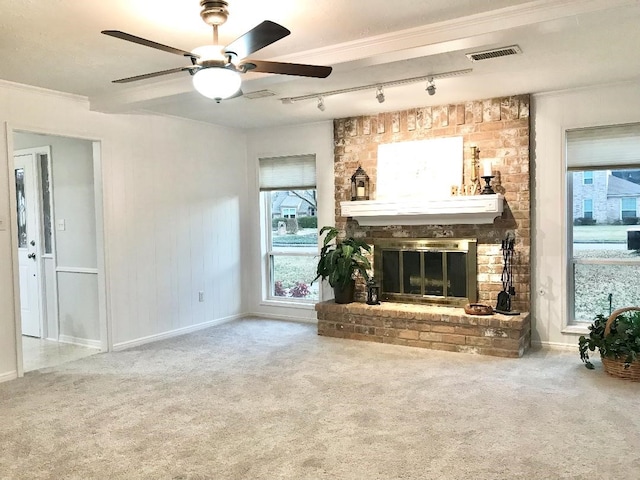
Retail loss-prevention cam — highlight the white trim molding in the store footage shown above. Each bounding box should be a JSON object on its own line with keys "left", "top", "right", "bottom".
{"left": 112, "top": 314, "right": 244, "bottom": 351}
{"left": 340, "top": 194, "right": 504, "bottom": 226}
{"left": 55, "top": 266, "right": 99, "bottom": 274}
{"left": 0, "top": 370, "right": 18, "bottom": 384}
{"left": 58, "top": 335, "right": 102, "bottom": 349}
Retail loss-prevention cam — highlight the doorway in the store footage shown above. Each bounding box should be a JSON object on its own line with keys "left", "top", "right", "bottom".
{"left": 14, "top": 149, "right": 45, "bottom": 338}
{"left": 12, "top": 131, "right": 107, "bottom": 373}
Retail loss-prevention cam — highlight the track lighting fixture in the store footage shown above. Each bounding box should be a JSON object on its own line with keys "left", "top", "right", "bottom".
{"left": 426, "top": 77, "right": 436, "bottom": 96}
{"left": 280, "top": 68, "right": 470, "bottom": 106}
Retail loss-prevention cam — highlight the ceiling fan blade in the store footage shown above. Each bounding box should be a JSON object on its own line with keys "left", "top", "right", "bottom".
{"left": 102, "top": 30, "right": 195, "bottom": 57}
{"left": 224, "top": 21, "right": 290, "bottom": 60}
{"left": 112, "top": 66, "right": 195, "bottom": 84}
{"left": 242, "top": 60, "right": 332, "bottom": 78}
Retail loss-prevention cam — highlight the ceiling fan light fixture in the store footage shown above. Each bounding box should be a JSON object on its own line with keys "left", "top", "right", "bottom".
{"left": 191, "top": 44, "right": 226, "bottom": 62}
{"left": 192, "top": 67, "right": 241, "bottom": 100}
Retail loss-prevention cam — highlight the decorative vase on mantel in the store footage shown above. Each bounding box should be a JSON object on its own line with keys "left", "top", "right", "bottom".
{"left": 333, "top": 280, "right": 356, "bottom": 304}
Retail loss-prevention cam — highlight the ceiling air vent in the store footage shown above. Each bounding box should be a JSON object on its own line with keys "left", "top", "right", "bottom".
{"left": 243, "top": 90, "right": 276, "bottom": 99}
{"left": 466, "top": 45, "right": 522, "bottom": 62}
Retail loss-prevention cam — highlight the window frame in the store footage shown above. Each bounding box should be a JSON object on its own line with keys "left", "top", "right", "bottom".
{"left": 567, "top": 167, "right": 640, "bottom": 324}
{"left": 621, "top": 197, "right": 637, "bottom": 219}
{"left": 261, "top": 190, "right": 319, "bottom": 305}
{"left": 564, "top": 123, "right": 640, "bottom": 330}
{"left": 583, "top": 198, "right": 593, "bottom": 219}
{"left": 281, "top": 207, "right": 297, "bottom": 219}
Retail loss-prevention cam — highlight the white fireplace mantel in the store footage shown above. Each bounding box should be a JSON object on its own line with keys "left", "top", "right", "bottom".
{"left": 340, "top": 194, "right": 504, "bottom": 226}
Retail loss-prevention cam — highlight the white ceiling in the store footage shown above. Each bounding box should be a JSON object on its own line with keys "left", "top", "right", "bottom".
{"left": 1, "top": 0, "right": 639, "bottom": 129}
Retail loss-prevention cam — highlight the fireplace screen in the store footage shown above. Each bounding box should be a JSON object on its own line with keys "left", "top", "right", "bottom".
{"left": 373, "top": 238, "right": 477, "bottom": 306}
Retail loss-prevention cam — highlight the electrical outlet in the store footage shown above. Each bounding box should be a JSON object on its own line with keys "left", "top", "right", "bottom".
{"left": 198, "top": 291, "right": 204, "bottom": 302}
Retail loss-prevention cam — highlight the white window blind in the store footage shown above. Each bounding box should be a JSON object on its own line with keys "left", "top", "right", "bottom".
{"left": 259, "top": 154, "right": 316, "bottom": 191}
{"left": 567, "top": 123, "right": 640, "bottom": 170}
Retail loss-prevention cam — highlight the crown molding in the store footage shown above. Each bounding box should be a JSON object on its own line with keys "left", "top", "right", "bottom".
{"left": 0, "top": 79, "right": 89, "bottom": 104}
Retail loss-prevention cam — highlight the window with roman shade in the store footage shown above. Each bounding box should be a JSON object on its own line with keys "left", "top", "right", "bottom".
{"left": 259, "top": 154, "right": 319, "bottom": 303}
{"left": 566, "top": 123, "right": 640, "bottom": 323}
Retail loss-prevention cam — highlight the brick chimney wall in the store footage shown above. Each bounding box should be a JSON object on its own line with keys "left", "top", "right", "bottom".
{"left": 333, "top": 95, "right": 531, "bottom": 312}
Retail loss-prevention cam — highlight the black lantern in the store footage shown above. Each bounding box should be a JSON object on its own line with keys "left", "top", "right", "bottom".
{"left": 366, "top": 278, "right": 380, "bottom": 305}
{"left": 350, "top": 166, "right": 370, "bottom": 201}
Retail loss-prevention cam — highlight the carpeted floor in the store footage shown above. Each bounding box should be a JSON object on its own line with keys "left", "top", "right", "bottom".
{"left": 1, "top": 318, "right": 639, "bottom": 480}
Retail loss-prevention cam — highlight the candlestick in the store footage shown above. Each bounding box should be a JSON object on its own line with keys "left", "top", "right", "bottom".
{"left": 481, "top": 175, "right": 495, "bottom": 195}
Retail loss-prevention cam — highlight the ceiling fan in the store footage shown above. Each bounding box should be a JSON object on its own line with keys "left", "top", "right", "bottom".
{"left": 102, "top": 0, "right": 332, "bottom": 102}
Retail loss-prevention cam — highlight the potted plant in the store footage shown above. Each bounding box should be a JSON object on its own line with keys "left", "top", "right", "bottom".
{"left": 313, "top": 226, "right": 371, "bottom": 304}
{"left": 579, "top": 307, "right": 640, "bottom": 381}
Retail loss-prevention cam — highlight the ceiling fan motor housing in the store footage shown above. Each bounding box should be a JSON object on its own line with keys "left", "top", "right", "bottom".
{"left": 200, "top": 0, "right": 229, "bottom": 26}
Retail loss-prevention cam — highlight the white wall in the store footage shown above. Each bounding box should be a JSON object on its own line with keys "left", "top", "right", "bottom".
{"left": 532, "top": 81, "right": 640, "bottom": 347}
{"left": 0, "top": 81, "right": 248, "bottom": 381}
{"left": 245, "top": 122, "right": 334, "bottom": 322}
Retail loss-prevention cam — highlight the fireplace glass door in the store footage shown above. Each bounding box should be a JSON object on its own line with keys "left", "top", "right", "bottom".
{"left": 375, "top": 239, "right": 477, "bottom": 306}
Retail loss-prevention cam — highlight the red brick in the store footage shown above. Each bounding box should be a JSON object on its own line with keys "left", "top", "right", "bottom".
{"left": 398, "top": 330, "right": 420, "bottom": 340}
{"left": 441, "top": 334, "right": 467, "bottom": 345}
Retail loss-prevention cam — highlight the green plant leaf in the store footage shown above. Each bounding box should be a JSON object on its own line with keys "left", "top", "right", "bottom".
{"left": 578, "top": 310, "right": 640, "bottom": 370}
{"left": 312, "top": 226, "right": 372, "bottom": 291}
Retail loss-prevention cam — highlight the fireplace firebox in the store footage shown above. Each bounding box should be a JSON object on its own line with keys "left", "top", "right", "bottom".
{"left": 373, "top": 238, "right": 477, "bottom": 306}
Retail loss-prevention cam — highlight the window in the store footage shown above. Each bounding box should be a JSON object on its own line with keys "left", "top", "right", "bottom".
{"left": 281, "top": 207, "right": 296, "bottom": 219}
{"left": 259, "top": 155, "right": 319, "bottom": 303}
{"left": 567, "top": 123, "right": 640, "bottom": 323}
{"left": 38, "top": 152, "right": 53, "bottom": 254}
{"left": 583, "top": 199, "right": 593, "bottom": 219}
{"left": 621, "top": 197, "right": 637, "bottom": 219}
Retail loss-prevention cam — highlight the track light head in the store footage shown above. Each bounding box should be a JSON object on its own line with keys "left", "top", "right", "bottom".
{"left": 376, "top": 86, "right": 385, "bottom": 103}
{"left": 317, "top": 96, "right": 325, "bottom": 111}
{"left": 426, "top": 77, "right": 436, "bottom": 96}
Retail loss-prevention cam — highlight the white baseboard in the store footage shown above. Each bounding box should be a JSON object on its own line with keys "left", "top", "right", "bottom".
{"left": 112, "top": 314, "right": 243, "bottom": 351}
{"left": 0, "top": 370, "right": 18, "bottom": 384}
{"left": 58, "top": 335, "right": 101, "bottom": 349}
{"left": 248, "top": 312, "right": 318, "bottom": 324}
{"left": 532, "top": 340, "right": 576, "bottom": 351}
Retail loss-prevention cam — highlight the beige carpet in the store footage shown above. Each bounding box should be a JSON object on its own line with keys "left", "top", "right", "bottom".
{"left": 1, "top": 318, "right": 639, "bottom": 479}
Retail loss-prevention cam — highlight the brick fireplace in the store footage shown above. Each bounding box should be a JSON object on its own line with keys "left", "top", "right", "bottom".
{"left": 316, "top": 94, "right": 531, "bottom": 357}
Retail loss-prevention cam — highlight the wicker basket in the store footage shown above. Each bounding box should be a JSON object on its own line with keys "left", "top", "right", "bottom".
{"left": 601, "top": 307, "right": 640, "bottom": 382}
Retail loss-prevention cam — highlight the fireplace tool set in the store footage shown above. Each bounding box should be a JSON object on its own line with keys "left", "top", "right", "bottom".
{"left": 495, "top": 233, "right": 520, "bottom": 315}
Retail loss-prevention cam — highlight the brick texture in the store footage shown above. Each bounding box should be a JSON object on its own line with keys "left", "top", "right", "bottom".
{"left": 333, "top": 95, "right": 531, "bottom": 312}
{"left": 316, "top": 301, "right": 531, "bottom": 358}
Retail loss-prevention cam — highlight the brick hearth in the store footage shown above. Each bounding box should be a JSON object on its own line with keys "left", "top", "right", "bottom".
{"left": 316, "top": 301, "right": 531, "bottom": 358}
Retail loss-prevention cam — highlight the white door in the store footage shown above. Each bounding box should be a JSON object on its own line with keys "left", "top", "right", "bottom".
{"left": 14, "top": 153, "right": 42, "bottom": 338}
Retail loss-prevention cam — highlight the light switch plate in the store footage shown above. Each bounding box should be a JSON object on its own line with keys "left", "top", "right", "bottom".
{"left": 56, "top": 219, "right": 66, "bottom": 231}
{"left": 0, "top": 215, "right": 6, "bottom": 231}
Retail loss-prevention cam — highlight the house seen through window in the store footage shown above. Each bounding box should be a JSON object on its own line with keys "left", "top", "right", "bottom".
{"left": 259, "top": 155, "right": 319, "bottom": 303}
{"left": 567, "top": 123, "right": 640, "bottom": 323}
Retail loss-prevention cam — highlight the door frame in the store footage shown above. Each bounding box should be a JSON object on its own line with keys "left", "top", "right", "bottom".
{"left": 6, "top": 123, "right": 111, "bottom": 377}
{"left": 14, "top": 147, "right": 51, "bottom": 339}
